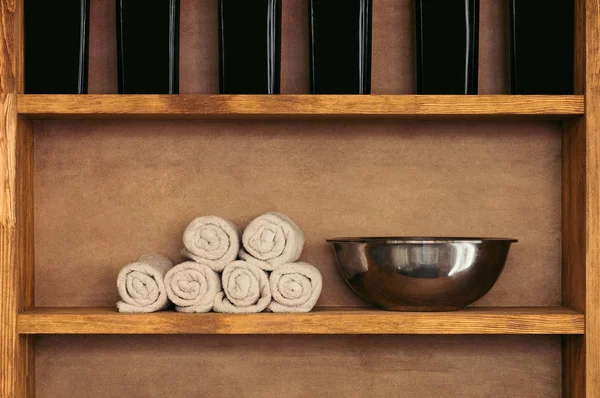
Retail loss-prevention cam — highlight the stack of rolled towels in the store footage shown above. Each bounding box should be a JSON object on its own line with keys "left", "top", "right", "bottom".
{"left": 116, "top": 212, "right": 322, "bottom": 314}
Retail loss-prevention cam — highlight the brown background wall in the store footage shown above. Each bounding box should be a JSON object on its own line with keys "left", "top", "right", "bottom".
{"left": 34, "top": 119, "right": 561, "bottom": 308}
{"left": 36, "top": 335, "right": 560, "bottom": 398}
{"left": 34, "top": 0, "right": 561, "bottom": 396}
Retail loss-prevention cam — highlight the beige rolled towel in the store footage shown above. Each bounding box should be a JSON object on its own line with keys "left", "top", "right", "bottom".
{"left": 117, "top": 253, "right": 173, "bottom": 313}
{"left": 164, "top": 261, "right": 222, "bottom": 313}
{"left": 241, "top": 212, "right": 304, "bottom": 270}
{"left": 181, "top": 216, "right": 240, "bottom": 272}
{"left": 213, "top": 260, "right": 271, "bottom": 313}
{"left": 268, "top": 262, "right": 322, "bottom": 313}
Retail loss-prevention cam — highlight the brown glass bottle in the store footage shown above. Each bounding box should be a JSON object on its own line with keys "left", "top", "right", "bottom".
{"left": 510, "top": 0, "right": 574, "bottom": 94}
{"left": 309, "top": 0, "right": 372, "bottom": 94}
{"left": 117, "top": 0, "right": 180, "bottom": 94}
{"left": 415, "top": 0, "right": 479, "bottom": 94}
{"left": 218, "top": 0, "right": 281, "bottom": 94}
{"left": 25, "top": 0, "right": 89, "bottom": 94}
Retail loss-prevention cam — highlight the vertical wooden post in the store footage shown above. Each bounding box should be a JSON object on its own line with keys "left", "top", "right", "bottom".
{"left": 563, "top": 0, "right": 600, "bottom": 396}
{"left": 583, "top": 0, "right": 600, "bottom": 396}
{"left": 0, "top": 0, "right": 34, "bottom": 397}
{"left": 562, "top": 116, "right": 586, "bottom": 397}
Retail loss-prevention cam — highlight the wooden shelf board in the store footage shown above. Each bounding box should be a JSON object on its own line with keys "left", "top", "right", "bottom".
{"left": 17, "top": 94, "right": 584, "bottom": 120}
{"left": 17, "top": 306, "right": 584, "bottom": 335}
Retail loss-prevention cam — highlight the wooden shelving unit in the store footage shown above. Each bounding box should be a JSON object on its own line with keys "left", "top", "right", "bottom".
{"left": 17, "top": 307, "right": 584, "bottom": 335}
{"left": 17, "top": 94, "right": 584, "bottom": 119}
{"left": 1, "top": 0, "right": 598, "bottom": 397}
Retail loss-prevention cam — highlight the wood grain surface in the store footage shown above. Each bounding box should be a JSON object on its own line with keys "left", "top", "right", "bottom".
{"left": 4, "top": 0, "right": 593, "bottom": 396}
{"left": 584, "top": 0, "right": 600, "bottom": 394}
{"left": 562, "top": 115, "right": 586, "bottom": 398}
{"left": 14, "top": 116, "right": 34, "bottom": 398}
{"left": 561, "top": 0, "right": 598, "bottom": 397}
{"left": 17, "top": 307, "right": 584, "bottom": 335}
{"left": 33, "top": 334, "right": 562, "bottom": 398}
{"left": 0, "top": 0, "right": 34, "bottom": 397}
{"left": 34, "top": 119, "right": 562, "bottom": 308}
{"left": 0, "top": 94, "right": 19, "bottom": 398}
{"left": 17, "top": 94, "right": 584, "bottom": 119}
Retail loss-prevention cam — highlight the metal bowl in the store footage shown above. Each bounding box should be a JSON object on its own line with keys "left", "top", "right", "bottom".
{"left": 327, "top": 237, "right": 517, "bottom": 311}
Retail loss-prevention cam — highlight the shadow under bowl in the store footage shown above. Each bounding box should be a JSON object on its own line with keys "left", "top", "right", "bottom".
{"left": 327, "top": 237, "right": 517, "bottom": 311}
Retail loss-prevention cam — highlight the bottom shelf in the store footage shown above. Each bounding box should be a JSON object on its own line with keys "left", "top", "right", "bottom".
{"left": 17, "top": 307, "right": 584, "bottom": 335}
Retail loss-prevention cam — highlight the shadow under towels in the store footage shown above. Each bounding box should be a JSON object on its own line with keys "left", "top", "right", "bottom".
{"left": 213, "top": 260, "right": 272, "bottom": 313}
{"left": 117, "top": 253, "right": 173, "bottom": 313}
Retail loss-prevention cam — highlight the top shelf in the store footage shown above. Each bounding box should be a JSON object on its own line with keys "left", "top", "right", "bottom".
{"left": 17, "top": 94, "right": 584, "bottom": 120}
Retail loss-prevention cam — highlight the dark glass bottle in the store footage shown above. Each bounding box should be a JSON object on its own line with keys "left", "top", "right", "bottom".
{"left": 510, "top": 0, "right": 574, "bottom": 94}
{"left": 415, "top": 0, "right": 479, "bottom": 94}
{"left": 218, "top": 0, "right": 281, "bottom": 94}
{"left": 25, "top": 0, "right": 89, "bottom": 94}
{"left": 309, "top": 0, "right": 372, "bottom": 94}
{"left": 116, "top": 0, "right": 180, "bottom": 94}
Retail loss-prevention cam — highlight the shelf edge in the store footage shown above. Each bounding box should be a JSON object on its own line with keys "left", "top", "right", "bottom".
{"left": 17, "top": 306, "right": 585, "bottom": 335}
{"left": 16, "top": 95, "right": 585, "bottom": 120}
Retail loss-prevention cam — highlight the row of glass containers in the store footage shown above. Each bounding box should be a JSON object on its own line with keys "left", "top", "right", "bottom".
{"left": 24, "top": 0, "right": 574, "bottom": 95}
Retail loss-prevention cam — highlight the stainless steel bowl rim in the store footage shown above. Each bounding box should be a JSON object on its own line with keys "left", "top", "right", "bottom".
{"left": 326, "top": 237, "right": 518, "bottom": 244}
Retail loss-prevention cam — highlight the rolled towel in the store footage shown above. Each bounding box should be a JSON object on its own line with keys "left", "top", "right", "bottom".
{"left": 241, "top": 212, "right": 304, "bottom": 270}
{"left": 164, "top": 261, "right": 222, "bottom": 313}
{"left": 213, "top": 260, "right": 271, "bottom": 313}
{"left": 268, "top": 262, "right": 322, "bottom": 313}
{"left": 181, "top": 216, "right": 240, "bottom": 272}
{"left": 117, "top": 253, "right": 173, "bottom": 313}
